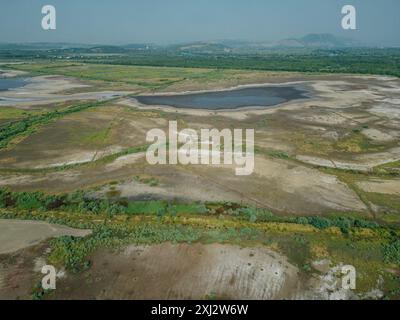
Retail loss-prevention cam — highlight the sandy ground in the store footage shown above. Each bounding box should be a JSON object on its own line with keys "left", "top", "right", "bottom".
{"left": 45, "top": 243, "right": 378, "bottom": 300}
{"left": 0, "top": 219, "right": 91, "bottom": 254}
{"left": 0, "top": 75, "right": 133, "bottom": 107}
{"left": 0, "top": 242, "right": 49, "bottom": 299}
{"left": 0, "top": 69, "right": 27, "bottom": 78}
{"left": 296, "top": 147, "right": 400, "bottom": 172}
{"left": 52, "top": 243, "right": 301, "bottom": 299}
{"left": 0, "top": 241, "right": 385, "bottom": 300}
{"left": 361, "top": 128, "right": 396, "bottom": 143}
{"left": 356, "top": 179, "right": 400, "bottom": 195}
{"left": 0, "top": 151, "right": 368, "bottom": 214}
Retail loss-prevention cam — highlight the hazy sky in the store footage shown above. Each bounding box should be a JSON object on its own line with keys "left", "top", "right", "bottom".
{"left": 0, "top": 0, "right": 399, "bottom": 46}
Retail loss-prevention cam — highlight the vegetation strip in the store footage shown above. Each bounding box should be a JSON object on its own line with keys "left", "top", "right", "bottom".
{"left": 2, "top": 48, "right": 400, "bottom": 78}
{"left": 0, "top": 97, "right": 123, "bottom": 150}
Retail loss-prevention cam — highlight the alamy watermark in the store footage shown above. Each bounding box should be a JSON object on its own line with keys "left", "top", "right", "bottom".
{"left": 41, "top": 265, "right": 56, "bottom": 290}
{"left": 341, "top": 265, "right": 356, "bottom": 290}
{"left": 41, "top": 4, "right": 357, "bottom": 31}
{"left": 342, "top": 5, "right": 357, "bottom": 30}
{"left": 146, "top": 121, "right": 255, "bottom": 176}
{"left": 41, "top": 5, "right": 56, "bottom": 30}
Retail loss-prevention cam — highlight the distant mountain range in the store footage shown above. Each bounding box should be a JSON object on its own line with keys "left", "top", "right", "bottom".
{"left": 0, "top": 34, "right": 368, "bottom": 54}
{"left": 169, "top": 34, "right": 362, "bottom": 53}
{"left": 278, "top": 33, "right": 360, "bottom": 48}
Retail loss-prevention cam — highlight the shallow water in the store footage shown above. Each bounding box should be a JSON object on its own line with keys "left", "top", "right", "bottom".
{"left": 0, "top": 77, "right": 27, "bottom": 91}
{"left": 135, "top": 86, "right": 309, "bottom": 110}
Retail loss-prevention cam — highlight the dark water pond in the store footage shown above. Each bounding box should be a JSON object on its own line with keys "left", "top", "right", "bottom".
{"left": 0, "top": 78, "right": 27, "bottom": 91}
{"left": 135, "top": 86, "right": 309, "bottom": 110}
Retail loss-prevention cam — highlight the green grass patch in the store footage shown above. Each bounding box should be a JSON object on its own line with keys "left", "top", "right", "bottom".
{"left": 365, "top": 192, "right": 400, "bottom": 216}
{"left": 335, "top": 132, "right": 388, "bottom": 154}
{"left": 0, "top": 99, "right": 120, "bottom": 150}
{"left": 0, "top": 107, "right": 41, "bottom": 120}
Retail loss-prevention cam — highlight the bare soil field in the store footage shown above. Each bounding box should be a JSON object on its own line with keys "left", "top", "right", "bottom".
{"left": 0, "top": 242, "right": 382, "bottom": 300}
{"left": 0, "top": 105, "right": 167, "bottom": 169}
{"left": 0, "top": 219, "right": 91, "bottom": 254}
{"left": 0, "top": 74, "right": 133, "bottom": 107}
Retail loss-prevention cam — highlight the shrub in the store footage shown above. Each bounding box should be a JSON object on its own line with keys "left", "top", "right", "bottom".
{"left": 15, "top": 192, "right": 45, "bottom": 210}
{"left": 383, "top": 240, "right": 400, "bottom": 264}
{"left": 0, "top": 189, "right": 11, "bottom": 208}
{"left": 296, "top": 217, "right": 309, "bottom": 225}
{"left": 307, "top": 216, "right": 332, "bottom": 229}
{"left": 332, "top": 217, "right": 352, "bottom": 234}
{"left": 353, "top": 219, "right": 379, "bottom": 229}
